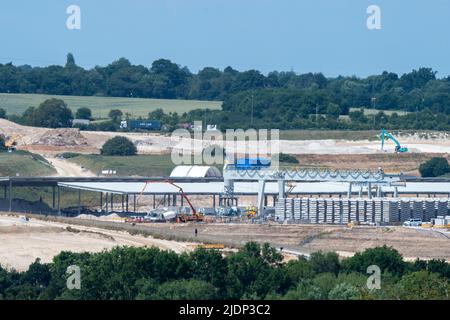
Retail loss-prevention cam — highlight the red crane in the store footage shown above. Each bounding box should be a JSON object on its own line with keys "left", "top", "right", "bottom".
{"left": 139, "top": 179, "right": 203, "bottom": 223}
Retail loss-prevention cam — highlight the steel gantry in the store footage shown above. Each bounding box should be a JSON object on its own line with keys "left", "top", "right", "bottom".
{"left": 223, "top": 167, "right": 405, "bottom": 215}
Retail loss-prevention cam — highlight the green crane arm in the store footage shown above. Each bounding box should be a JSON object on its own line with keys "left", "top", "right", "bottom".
{"left": 381, "top": 129, "right": 401, "bottom": 148}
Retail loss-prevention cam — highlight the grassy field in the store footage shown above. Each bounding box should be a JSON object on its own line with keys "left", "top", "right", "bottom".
{"left": 0, "top": 151, "right": 56, "bottom": 177}
{"left": 67, "top": 154, "right": 216, "bottom": 177}
{"left": 0, "top": 93, "right": 222, "bottom": 118}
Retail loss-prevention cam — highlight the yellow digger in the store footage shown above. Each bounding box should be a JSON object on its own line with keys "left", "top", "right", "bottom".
{"left": 4, "top": 135, "right": 21, "bottom": 152}
{"left": 245, "top": 206, "right": 258, "bottom": 219}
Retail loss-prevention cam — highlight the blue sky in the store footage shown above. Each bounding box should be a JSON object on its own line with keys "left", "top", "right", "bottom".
{"left": 1, "top": 0, "right": 449, "bottom": 77}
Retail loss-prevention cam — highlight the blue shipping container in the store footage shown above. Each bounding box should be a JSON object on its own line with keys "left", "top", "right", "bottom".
{"left": 129, "top": 120, "right": 161, "bottom": 130}
{"left": 235, "top": 158, "right": 271, "bottom": 170}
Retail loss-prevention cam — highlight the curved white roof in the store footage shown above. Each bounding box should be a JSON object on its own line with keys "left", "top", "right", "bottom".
{"left": 170, "top": 166, "right": 222, "bottom": 178}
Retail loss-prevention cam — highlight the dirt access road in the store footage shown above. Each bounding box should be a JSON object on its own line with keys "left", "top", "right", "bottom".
{"left": 43, "top": 155, "right": 96, "bottom": 177}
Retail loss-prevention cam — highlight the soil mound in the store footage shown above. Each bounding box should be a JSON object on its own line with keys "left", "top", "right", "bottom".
{"left": 38, "top": 128, "right": 88, "bottom": 146}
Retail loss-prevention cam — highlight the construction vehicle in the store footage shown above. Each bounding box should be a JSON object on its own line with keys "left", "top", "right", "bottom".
{"left": 245, "top": 206, "right": 258, "bottom": 218}
{"left": 138, "top": 179, "right": 204, "bottom": 223}
{"left": 380, "top": 129, "right": 408, "bottom": 153}
{"left": 3, "top": 135, "right": 20, "bottom": 152}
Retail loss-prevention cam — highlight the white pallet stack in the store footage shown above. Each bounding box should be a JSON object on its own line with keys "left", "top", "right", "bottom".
{"left": 275, "top": 198, "right": 286, "bottom": 221}
{"left": 285, "top": 198, "right": 294, "bottom": 220}
{"left": 341, "top": 199, "right": 350, "bottom": 224}
{"left": 366, "top": 200, "right": 374, "bottom": 223}
{"left": 317, "top": 199, "right": 326, "bottom": 224}
{"left": 424, "top": 200, "right": 436, "bottom": 222}
{"left": 399, "top": 200, "right": 411, "bottom": 222}
{"left": 293, "top": 198, "right": 302, "bottom": 220}
{"left": 325, "top": 199, "right": 334, "bottom": 224}
{"left": 333, "top": 200, "right": 344, "bottom": 224}
{"left": 310, "top": 199, "right": 319, "bottom": 223}
{"left": 357, "top": 199, "right": 366, "bottom": 222}
{"left": 301, "top": 198, "right": 310, "bottom": 221}
{"left": 387, "top": 200, "right": 399, "bottom": 223}
{"left": 350, "top": 200, "right": 358, "bottom": 223}
{"left": 437, "top": 200, "right": 449, "bottom": 217}
{"left": 374, "top": 199, "right": 383, "bottom": 223}
{"left": 411, "top": 200, "right": 424, "bottom": 220}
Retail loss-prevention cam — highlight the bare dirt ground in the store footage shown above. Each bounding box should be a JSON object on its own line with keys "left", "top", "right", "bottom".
{"left": 1, "top": 212, "right": 448, "bottom": 272}
{"left": 43, "top": 155, "right": 96, "bottom": 177}
{"left": 133, "top": 222, "right": 450, "bottom": 262}
{"left": 0, "top": 214, "right": 195, "bottom": 271}
{"left": 3, "top": 119, "right": 450, "bottom": 156}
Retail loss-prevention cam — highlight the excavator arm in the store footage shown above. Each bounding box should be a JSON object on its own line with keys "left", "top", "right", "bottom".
{"left": 380, "top": 129, "right": 408, "bottom": 153}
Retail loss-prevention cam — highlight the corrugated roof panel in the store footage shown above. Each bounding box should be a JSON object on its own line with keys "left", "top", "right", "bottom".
{"left": 58, "top": 181, "right": 450, "bottom": 195}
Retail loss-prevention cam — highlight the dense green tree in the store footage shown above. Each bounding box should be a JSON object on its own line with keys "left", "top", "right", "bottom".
{"left": 341, "top": 246, "right": 406, "bottom": 277}
{"left": 283, "top": 281, "right": 322, "bottom": 300}
{"left": 3, "top": 55, "right": 450, "bottom": 131}
{"left": 419, "top": 157, "right": 450, "bottom": 177}
{"left": 108, "top": 109, "right": 123, "bottom": 122}
{"left": 309, "top": 251, "right": 340, "bottom": 276}
{"left": 395, "top": 271, "right": 449, "bottom": 300}
{"left": 75, "top": 107, "right": 92, "bottom": 120}
{"left": 100, "top": 136, "right": 137, "bottom": 156}
{"left": 328, "top": 283, "right": 359, "bottom": 300}
{"left": 152, "top": 279, "right": 218, "bottom": 300}
{"left": 23, "top": 99, "right": 73, "bottom": 128}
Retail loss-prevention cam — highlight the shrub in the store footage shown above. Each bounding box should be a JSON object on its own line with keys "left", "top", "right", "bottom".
{"left": 341, "top": 245, "right": 406, "bottom": 277}
{"left": 328, "top": 283, "right": 359, "bottom": 300}
{"left": 58, "top": 152, "right": 80, "bottom": 159}
{"left": 24, "top": 98, "right": 73, "bottom": 128}
{"left": 0, "top": 135, "right": 6, "bottom": 151}
{"left": 0, "top": 108, "right": 6, "bottom": 119}
{"left": 100, "top": 136, "right": 137, "bottom": 156}
{"left": 278, "top": 153, "right": 299, "bottom": 164}
{"left": 419, "top": 157, "right": 450, "bottom": 177}
{"left": 309, "top": 251, "right": 340, "bottom": 275}
{"left": 395, "top": 271, "right": 449, "bottom": 300}
{"left": 75, "top": 107, "right": 92, "bottom": 120}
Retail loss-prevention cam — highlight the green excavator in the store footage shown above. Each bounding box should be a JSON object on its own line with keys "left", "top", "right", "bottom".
{"left": 380, "top": 129, "right": 408, "bottom": 153}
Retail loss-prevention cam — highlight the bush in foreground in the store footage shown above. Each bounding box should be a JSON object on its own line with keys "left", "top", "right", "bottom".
{"left": 0, "top": 243, "right": 448, "bottom": 300}
{"left": 419, "top": 157, "right": 450, "bottom": 177}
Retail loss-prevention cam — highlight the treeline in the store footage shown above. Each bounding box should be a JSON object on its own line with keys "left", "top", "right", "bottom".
{"left": 0, "top": 243, "right": 448, "bottom": 300}
{"left": 2, "top": 54, "right": 450, "bottom": 130}
{"left": 1, "top": 54, "right": 448, "bottom": 111}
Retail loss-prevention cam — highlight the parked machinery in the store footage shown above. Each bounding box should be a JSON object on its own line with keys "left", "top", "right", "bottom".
{"left": 380, "top": 129, "right": 408, "bottom": 153}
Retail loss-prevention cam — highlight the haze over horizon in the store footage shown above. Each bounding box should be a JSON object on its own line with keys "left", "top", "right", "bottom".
{"left": 1, "top": 0, "right": 449, "bottom": 77}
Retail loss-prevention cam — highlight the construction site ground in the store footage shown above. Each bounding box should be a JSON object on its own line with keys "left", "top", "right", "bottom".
{"left": 1, "top": 119, "right": 450, "bottom": 176}
{"left": 2, "top": 119, "right": 450, "bottom": 157}
{"left": 0, "top": 213, "right": 196, "bottom": 271}
{"left": 1, "top": 213, "right": 449, "bottom": 271}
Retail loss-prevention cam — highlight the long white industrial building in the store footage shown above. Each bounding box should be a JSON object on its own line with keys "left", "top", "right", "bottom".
{"left": 58, "top": 181, "right": 450, "bottom": 196}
